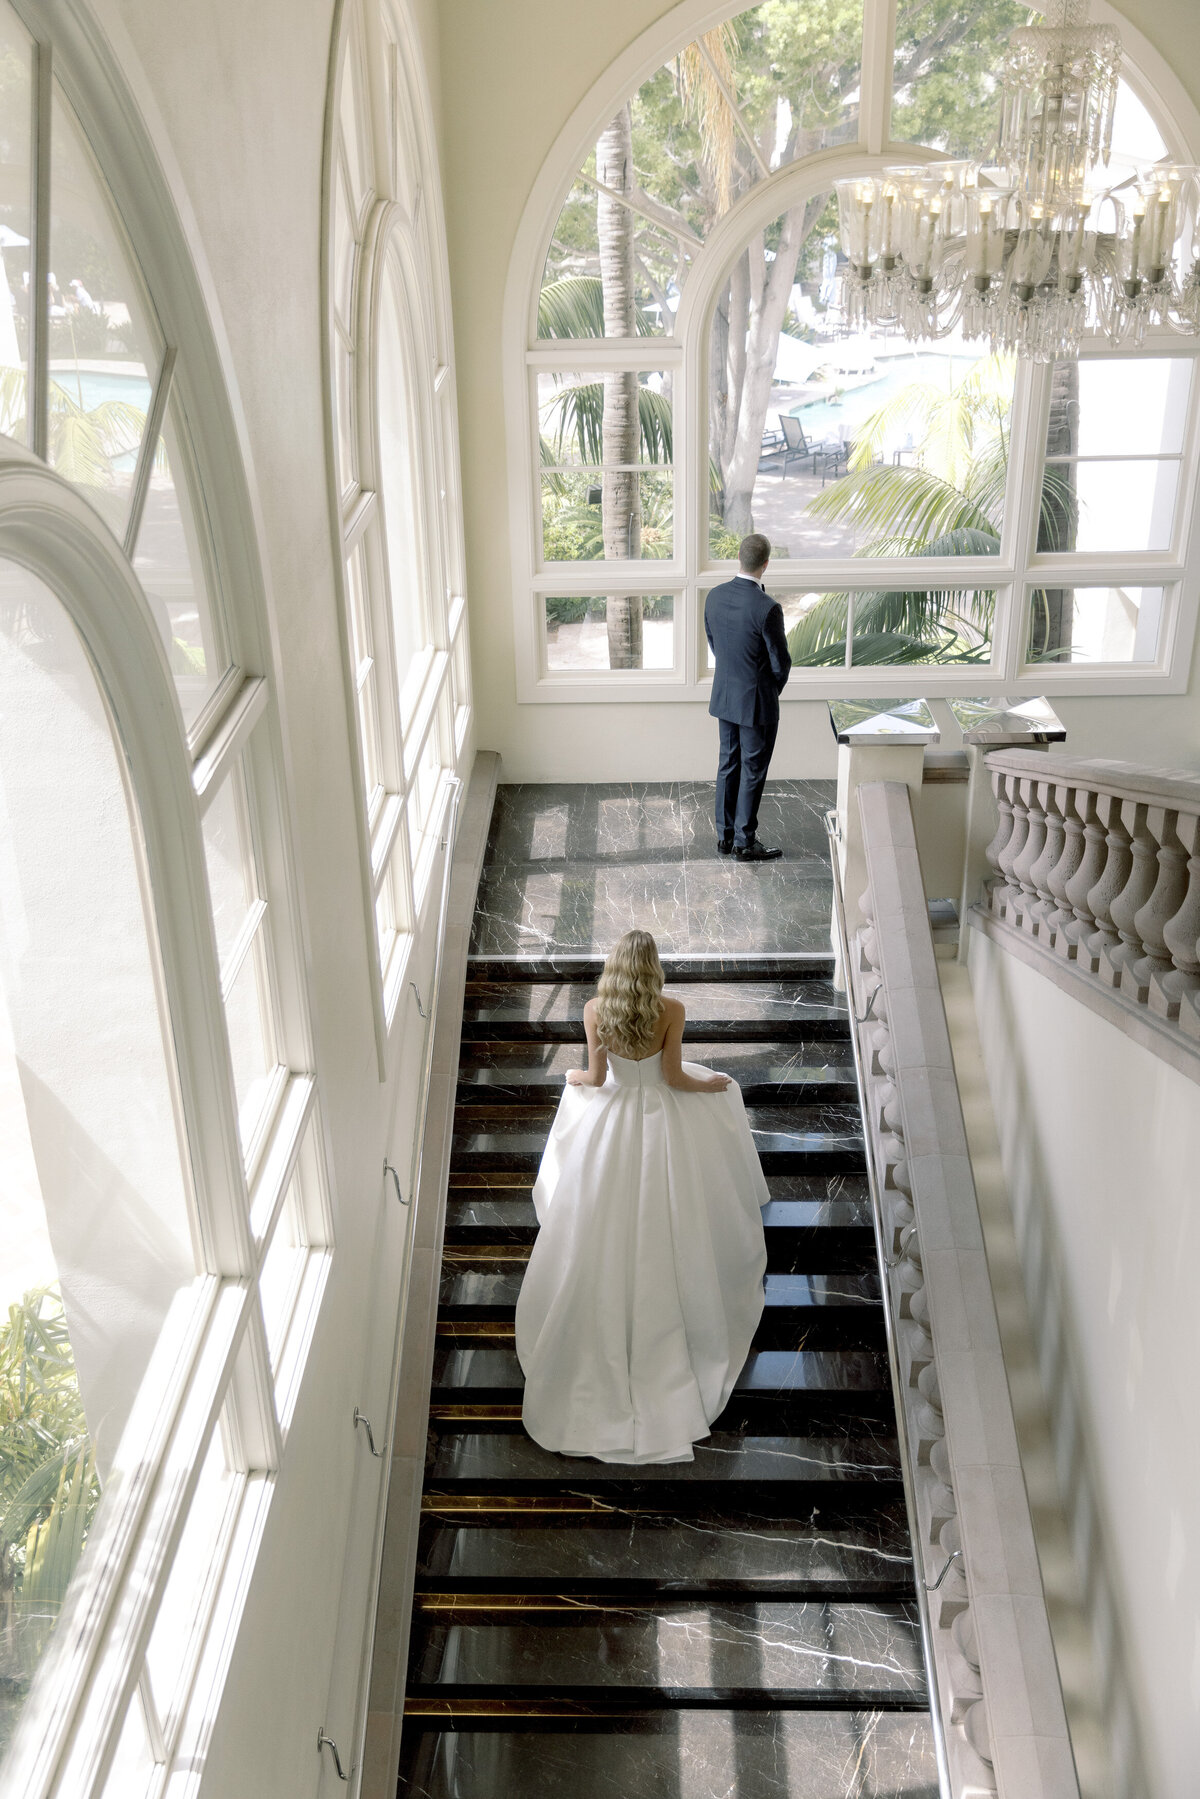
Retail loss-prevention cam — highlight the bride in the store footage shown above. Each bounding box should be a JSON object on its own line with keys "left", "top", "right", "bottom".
{"left": 515, "top": 930, "right": 769, "bottom": 1465}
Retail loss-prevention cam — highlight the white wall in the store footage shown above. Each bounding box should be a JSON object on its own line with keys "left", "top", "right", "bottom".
{"left": 436, "top": 0, "right": 1200, "bottom": 784}
{"left": 968, "top": 929, "right": 1200, "bottom": 1799}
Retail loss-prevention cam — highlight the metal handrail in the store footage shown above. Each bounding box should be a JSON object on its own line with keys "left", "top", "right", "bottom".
{"left": 824, "top": 810, "right": 954, "bottom": 1799}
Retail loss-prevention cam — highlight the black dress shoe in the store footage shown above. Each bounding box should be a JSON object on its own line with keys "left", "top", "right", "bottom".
{"left": 717, "top": 837, "right": 733, "bottom": 855}
{"left": 734, "top": 841, "right": 783, "bottom": 861}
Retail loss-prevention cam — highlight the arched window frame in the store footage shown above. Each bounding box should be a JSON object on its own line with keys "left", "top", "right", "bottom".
{"left": 323, "top": 0, "right": 473, "bottom": 1064}
{"left": 507, "top": 0, "right": 1200, "bottom": 705}
{"left": 0, "top": 5, "right": 333, "bottom": 1792}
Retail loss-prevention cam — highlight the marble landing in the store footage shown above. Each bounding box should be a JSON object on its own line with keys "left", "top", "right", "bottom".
{"left": 469, "top": 779, "right": 836, "bottom": 957}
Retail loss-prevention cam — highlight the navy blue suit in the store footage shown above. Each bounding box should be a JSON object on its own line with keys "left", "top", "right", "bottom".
{"left": 705, "top": 575, "right": 792, "bottom": 848}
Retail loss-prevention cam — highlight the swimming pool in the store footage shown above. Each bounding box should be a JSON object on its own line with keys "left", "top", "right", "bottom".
{"left": 48, "top": 366, "right": 152, "bottom": 412}
{"left": 787, "top": 349, "right": 989, "bottom": 446}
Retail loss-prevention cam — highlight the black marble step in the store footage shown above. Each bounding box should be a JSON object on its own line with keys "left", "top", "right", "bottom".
{"left": 429, "top": 1347, "right": 892, "bottom": 1435}
{"left": 441, "top": 1206, "right": 876, "bottom": 1274}
{"left": 467, "top": 953, "right": 837, "bottom": 984}
{"left": 406, "top": 1595, "right": 927, "bottom": 1702}
{"left": 416, "top": 1500, "right": 915, "bottom": 1594}
{"left": 422, "top": 1430, "right": 902, "bottom": 1502}
{"left": 431, "top": 1344, "right": 888, "bottom": 1403}
{"left": 438, "top": 1265, "right": 880, "bottom": 1336}
{"left": 399, "top": 1712, "right": 938, "bottom": 1794}
{"left": 460, "top": 980, "right": 850, "bottom": 1043}
{"left": 444, "top": 1171, "right": 871, "bottom": 1240}
{"left": 450, "top": 1106, "right": 865, "bottom": 1175}
{"left": 457, "top": 1059, "right": 858, "bottom": 1107}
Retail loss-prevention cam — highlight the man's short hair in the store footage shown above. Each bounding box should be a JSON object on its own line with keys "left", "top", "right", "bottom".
{"left": 738, "top": 533, "right": 771, "bottom": 574}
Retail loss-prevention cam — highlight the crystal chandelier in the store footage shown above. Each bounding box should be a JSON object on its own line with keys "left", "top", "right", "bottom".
{"left": 835, "top": 0, "right": 1200, "bottom": 359}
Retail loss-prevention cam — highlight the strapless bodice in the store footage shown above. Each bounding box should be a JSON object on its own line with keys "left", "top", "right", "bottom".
{"left": 607, "top": 1049, "right": 665, "bottom": 1088}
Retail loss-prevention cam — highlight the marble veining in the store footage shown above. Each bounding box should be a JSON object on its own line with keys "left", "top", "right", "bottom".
{"left": 399, "top": 1711, "right": 940, "bottom": 1799}
{"left": 469, "top": 780, "right": 836, "bottom": 957}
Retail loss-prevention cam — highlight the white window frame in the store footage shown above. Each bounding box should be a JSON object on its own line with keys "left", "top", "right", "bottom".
{"left": 506, "top": 0, "right": 1200, "bottom": 704}
{"left": 0, "top": 8, "right": 333, "bottom": 1792}
{"left": 322, "top": 0, "right": 472, "bottom": 1066}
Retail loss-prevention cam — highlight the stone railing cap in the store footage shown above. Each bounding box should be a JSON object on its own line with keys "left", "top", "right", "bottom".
{"left": 829, "top": 696, "right": 940, "bottom": 745}
{"left": 946, "top": 695, "right": 1066, "bottom": 745}
{"left": 983, "top": 747, "right": 1200, "bottom": 812}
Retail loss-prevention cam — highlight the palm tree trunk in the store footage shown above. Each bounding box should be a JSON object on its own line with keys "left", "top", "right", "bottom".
{"left": 720, "top": 200, "right": 821, "bottom": 537}
{"left": 1036, "top": 358, "right": 1079, "bottom": 657}
{"left": 597, "top": 106, "right": 642, "bottom": 668}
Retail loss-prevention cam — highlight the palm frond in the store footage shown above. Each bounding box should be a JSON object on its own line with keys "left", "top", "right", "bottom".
{"left": 542, "top": 380, "right": 673, "bottom": 466}
{"left": 678, "top": 24, "right": 740, "bottom": 214}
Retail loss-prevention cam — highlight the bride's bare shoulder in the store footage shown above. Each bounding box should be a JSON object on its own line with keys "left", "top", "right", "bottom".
{"left": 661, "top": 993, "right": 686, "bottom": 1021}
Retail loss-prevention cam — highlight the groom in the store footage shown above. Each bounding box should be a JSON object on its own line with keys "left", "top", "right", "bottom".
{"left": 705, "top": 533, "right": 791, "bottom": 862}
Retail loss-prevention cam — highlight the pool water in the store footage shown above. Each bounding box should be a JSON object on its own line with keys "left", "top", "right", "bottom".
{"left": 787, "top": 349, "right": 989, "bottom": 448}
{"left": 49, "top": 367, "right": 152, "bottom": 413}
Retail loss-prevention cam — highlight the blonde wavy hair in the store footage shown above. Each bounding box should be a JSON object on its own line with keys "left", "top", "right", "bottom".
{"left": 594, "top": 930, "right": 665, "bottom": 1058}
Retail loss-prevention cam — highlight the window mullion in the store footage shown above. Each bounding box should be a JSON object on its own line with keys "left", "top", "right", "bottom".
{"left": 124, "top": 345, "right": 176, "bottom": 558}
{"left": 859, "top": 0, "right": 897, "bottom": 155}
{"left": 191, "top": 676, "right": 269, "bottom": 808}
{"left": 29, "top": 35, "right": 51, "bottom": 460}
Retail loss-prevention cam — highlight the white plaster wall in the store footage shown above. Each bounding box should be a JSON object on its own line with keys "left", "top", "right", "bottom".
{"left": 73, "top": 2, "right": 473, "bottom": 1792}
{"left": 968, "top": 929, "right": 1200, "bottom": 1799}
{"left": 436, "top": 0, "right": 1200, "bottom": 783}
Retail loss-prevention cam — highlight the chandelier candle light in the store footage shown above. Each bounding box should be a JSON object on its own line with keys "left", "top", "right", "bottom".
{"left": 835, "top": 0, "right": 1200, "bottom": 358}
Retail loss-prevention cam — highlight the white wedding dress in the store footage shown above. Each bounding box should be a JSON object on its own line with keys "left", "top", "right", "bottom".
{"left": 515, "top": 1049, "right": 769, "bottom": 1464}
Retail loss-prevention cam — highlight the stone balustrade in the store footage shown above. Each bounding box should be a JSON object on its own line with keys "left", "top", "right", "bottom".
{"left": 979, "top": 750, "right": 1200, "bottom": 1058}
{"left": 840, "top": 781, "right": 1080, "bottom": 1799}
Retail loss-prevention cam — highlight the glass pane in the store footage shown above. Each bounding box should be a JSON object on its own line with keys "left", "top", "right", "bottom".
{"left": 891, "top": 0, "right": 1030, "bottom": 153}
{"left": 378, "top": 249, "right": 428, "bottom": 701}
{"left": 0, "top": 5, "right": 33, "bottom": 446}
{"left": 339, "top": 37, "right": 372, "bottom": 221}
{"left": 201, "top": 763, "right": 256, "bottom": 978}
{"left": 334, "top": 330, "right": 355, "bottom": 491}
{"left": 1109, "top": 78, "right": 1168, "bottom": 176}
{"left": 0, "top": 562, "right": 195, "bottom": 1770}
{"left": 1025, "top": 587, "right": 1163, "bottom": 666}
{"left": 1038, "top": 360, "right": 1189, "bottom": 556}
{"left": 545, "top": 595, "right": 674, "bottom": 671}
{"left": 98, "top": 1690, "right": 157, "bottom": 1798}
{"left": 144, "top": 1427, "right": 239, "bottom": 1731}
{"left": 345, "top": 541, "right": 385, "bottom": 813}
{"left": 537, "top": 1, "right": 864, "bottom": 335}
{"left": 849, "top": 587, "right": 994, "bottom": 666}
{"left": 49, "top": 87, "right": 160, "bottom": 537}
{"left": 1041, "top": 458, "right": 1179, "bottom": 555}
{"left": 541, "top": 471, "right": 673, "bottom": 561}
{"left": 133, "top": 404, "right": 226, "bottom": 727}
{"left": 260, "top": 1182, "right": 307, "bottom": 1371}
{"left": 711, "top": 294, "right": 1014, "bottom": 560}
{"left": 537, "top": 371, "right": 671, "bottom": 466}
{"left": 1055, "top": 359, "right": 1189, "bottom": 460}
{"left": 224, "top": 929, "right": 277, "bottom": 1149}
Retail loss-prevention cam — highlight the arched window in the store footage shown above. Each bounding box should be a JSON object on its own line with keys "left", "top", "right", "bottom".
{"left": 326, "top": 0, "right": 472, "bottom": 1038}
{"left": 0, "top": 6, "right": 328, "bottom": 1790}
{"left": 515, "top": 0, "right": 1200, "bottom": 702}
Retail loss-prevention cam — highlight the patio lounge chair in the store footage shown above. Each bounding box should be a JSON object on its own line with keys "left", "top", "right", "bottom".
{"left": 775, "top": 414, "right": 820, "bottom": 477}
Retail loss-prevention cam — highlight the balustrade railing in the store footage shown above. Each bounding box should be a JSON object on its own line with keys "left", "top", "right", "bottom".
{"left": 980, "top": 750, "right": 1200, "bottom": 1043}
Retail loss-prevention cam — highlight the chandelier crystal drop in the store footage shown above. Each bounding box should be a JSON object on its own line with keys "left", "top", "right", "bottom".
{"left": 835, "top": 0, "right": 1200, "bottom": 358}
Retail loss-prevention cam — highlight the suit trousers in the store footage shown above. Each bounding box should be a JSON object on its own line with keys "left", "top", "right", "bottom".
{"left": 716, "top": 716, "right": 777, "bottom": 847}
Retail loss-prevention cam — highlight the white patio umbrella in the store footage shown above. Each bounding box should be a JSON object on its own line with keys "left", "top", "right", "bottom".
{"left": 0, "top": 225, "right": 30, "bottom": 371}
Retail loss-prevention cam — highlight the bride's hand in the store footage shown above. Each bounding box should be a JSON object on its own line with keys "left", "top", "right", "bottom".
{"left": 566, "top": 1068, "right": 589, "bottom": 1086}
{"left": 705, "top": 1073, "right": 731, "bottom": 1091}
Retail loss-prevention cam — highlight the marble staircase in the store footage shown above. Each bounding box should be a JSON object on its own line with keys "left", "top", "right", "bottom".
{"left": 397, "top": 954, "right": 941, "bottom": 1797}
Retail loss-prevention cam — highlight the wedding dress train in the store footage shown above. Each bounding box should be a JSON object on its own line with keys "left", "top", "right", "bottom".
{"left": 515, "top": 1049, "right": 769, "bottom": 1464}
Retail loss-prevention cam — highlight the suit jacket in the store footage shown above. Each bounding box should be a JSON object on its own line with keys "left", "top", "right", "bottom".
{"left": 705, "top": 575, "right": 792, "bottom": 729}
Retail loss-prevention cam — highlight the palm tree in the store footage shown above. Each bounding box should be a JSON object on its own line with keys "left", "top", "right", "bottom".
{"left": 0, "top": 1288, "right": 100, "bottom": 1735}
{"left": 787, "top": 355, "right": 1074, "bottom": 665}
